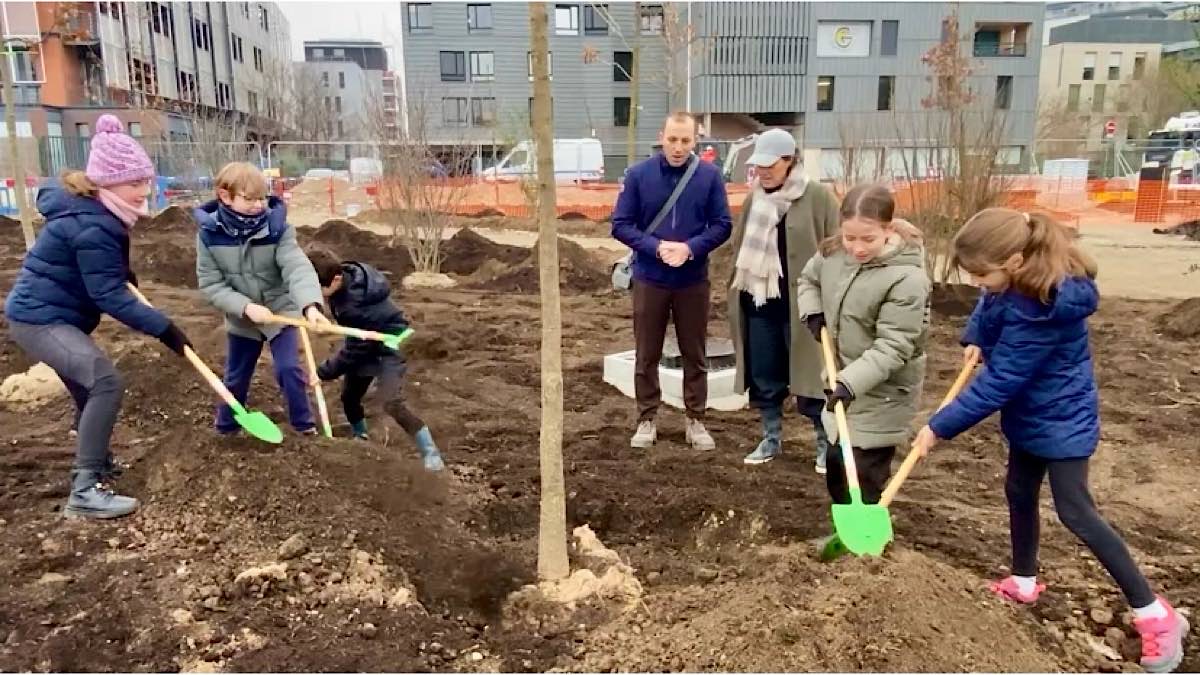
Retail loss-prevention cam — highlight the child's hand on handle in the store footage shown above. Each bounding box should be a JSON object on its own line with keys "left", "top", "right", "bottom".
{"left": 805, "top": 313, "right": 826, "bottom": 341}
{"left": 913, "top": 425, "right": 940, "bottom": 457}
{"left": 157, "top": 321, "right": 193, "bottom": 357}
{"left": 824, "top": 382, "right": 854, "bottom": 412}
{"left": 303, "top": 304, "right": 330, "bottom": 326}
{"left": 244, "top": 303, "right": 274, "bottom": 324}
{"left": 964, "top": 344, "right": 983, "bottom": 366}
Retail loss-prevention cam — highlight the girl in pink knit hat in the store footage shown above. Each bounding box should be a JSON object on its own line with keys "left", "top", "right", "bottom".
{"left": 4, "top": 114, "right": 192, "bottom": 519}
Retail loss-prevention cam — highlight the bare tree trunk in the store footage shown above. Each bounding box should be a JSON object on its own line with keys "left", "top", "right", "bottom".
{"left": 528, "top": 2, "right": 569, "bottom": 583}
{"left": 2, "top": 49, "right": 36, "bottom": 250}
{"left": 626, "top": 2, "right": 641, "bottom": 170}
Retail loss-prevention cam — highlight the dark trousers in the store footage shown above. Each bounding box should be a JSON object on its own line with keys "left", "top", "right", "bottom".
{"left": 633, "top": 279, "right": 709, "bottom": 421}
{"left": 1006, "top": 448, "right": 1155, "bottom": 607}
{"left": 341, "top": 358, "right": 425, "bottom": 436}
{"left": 826, "top": 442, "right": 897, "bottom": 505}
{"left": 216, "top": 327, "right": 314, "bottom": 433}
{"left": 8, "top": 321, "right": 122, "bottom": 473}
{"left": 741, "top": 293, "right": 824, "bottom": 430}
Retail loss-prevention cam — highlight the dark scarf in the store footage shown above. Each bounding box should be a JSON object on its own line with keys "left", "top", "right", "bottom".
{"left": 216, "top": 201, "right": 269, "bottom": 239}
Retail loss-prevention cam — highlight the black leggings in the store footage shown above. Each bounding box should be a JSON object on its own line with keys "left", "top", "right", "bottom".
{"left": 1006, "top": 448, "right": 1155, "bottom": 608}
{"left": 341, "top": 360, "right": 425, "bottom": 437}
{"left": 825, "top": 442, "right": 896, "bottom": 505}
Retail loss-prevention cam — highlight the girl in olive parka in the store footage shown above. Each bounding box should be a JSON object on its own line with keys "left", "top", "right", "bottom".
{"left": 796, "top": 183, "right": 930, "bottom": 505}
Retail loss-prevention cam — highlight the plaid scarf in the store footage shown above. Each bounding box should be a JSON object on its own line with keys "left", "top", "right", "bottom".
{"left": 731, "top": 170, "right": 809, "bottom": 306}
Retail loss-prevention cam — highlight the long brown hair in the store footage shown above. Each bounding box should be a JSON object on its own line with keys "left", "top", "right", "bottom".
{"left": 820, "top": 183, "right": 922, "bottom": 256}
{"left": 952, "top": 207, "right": 1098, "bottom": 302}
{"left": 61, "top": 169, "right": 98, "bottom": 197}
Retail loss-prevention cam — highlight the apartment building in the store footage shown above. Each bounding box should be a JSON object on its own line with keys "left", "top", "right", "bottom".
{"left": 1040, "top": 42, "right": 1161, "bottom": 145}
{"left": 398, "top": 1, "right": 1043, "bottom": 179}
{"left": 0, "top": 1, "right": 290, "bottom": 174}
{"left": 301, "top": 39, "right": 390, "bottom": 140}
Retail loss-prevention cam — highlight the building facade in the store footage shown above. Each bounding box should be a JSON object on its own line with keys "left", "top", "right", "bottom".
{"left": 1039, "top": 42, "right": 1162, "bottom": 146}
{"left": 1, "top": 1, "right": 291, "bottom": 176}
{"left": 397, "top": 1, "right": 1043, "bottom": 180}
{"left": 302, "top": 39, "right": 389, "bottom": 141}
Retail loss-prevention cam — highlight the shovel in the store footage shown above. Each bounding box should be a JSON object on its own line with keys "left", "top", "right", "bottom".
{"left": 819, "top": 327, "right": 893, "bottom": 557}
{"left": 126, "top": 284, "right": 284, "bottom": 444}
{"left": 819, "top": 352, "right": 981, "bottom": 561}
{"left": 298, "top": 327, "right": 332, "bottom": 438}
{"left": 260, "top": 313, "right": 414, "bottom": 351}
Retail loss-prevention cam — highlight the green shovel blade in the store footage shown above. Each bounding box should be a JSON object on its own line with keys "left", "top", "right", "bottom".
{"left": 830, "top": 488, "right": 894, "bottom": 557}
{"left": 228, "top": 401, "right": 284, "bottom": 444}
{"left": 382, "top": 327, "right": 415, "bottom": 351}
{"left": 819, "top": 534, "right": 851, "bottom": 562}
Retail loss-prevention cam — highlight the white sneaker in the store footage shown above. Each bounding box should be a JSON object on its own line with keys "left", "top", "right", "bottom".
{"left": 630, "top": 420, "right": 657, "bottom": 448}
{"left": 685, "top": 418, "right": 716, "bottom": 451}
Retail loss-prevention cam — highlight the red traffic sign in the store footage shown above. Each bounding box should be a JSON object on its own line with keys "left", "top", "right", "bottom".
{"left": 1105, "top": 119, "right": 1117, "bottom": 135}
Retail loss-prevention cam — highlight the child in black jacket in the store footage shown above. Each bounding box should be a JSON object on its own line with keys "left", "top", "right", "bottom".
{"left": 307, "top": 248, "right": 445, "bottom": 471}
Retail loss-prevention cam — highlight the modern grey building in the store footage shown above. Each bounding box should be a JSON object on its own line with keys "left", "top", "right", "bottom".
{"left": 302, "top": 39, "right": 391, "bottom": 140}
{"left": 397, "top": 1, "right": 1044, "bottom": 179}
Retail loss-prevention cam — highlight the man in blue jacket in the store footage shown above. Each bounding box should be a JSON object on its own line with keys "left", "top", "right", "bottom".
{"left": 612, "top": 111, "right": 732, "bottom": 450}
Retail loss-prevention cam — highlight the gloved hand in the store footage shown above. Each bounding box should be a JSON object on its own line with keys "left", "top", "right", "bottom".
{"left": 316, "top": 360, "right": 336, "bottom": 382}
{"left": 824, "top": 383, "right": 854, "bottom": 413}
{"left": 127, "top": 269, "right": 139, "bottom": 288}
{"left": 805, "top": 313, "right": 826, "bottom": 341}
{"left": 157, "top": 322, "right": 192, "bottom": 357}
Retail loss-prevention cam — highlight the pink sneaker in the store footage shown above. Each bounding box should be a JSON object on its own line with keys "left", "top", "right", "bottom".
{"left": 989, "top": 576, "right": 1045, "bottom": 604}
{"left": 1134, "top": 596, "right": 1189, "bottom": 673}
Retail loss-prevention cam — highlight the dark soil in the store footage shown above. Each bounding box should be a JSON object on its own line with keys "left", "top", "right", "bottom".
{"left": 465, "top": 236, "right": 610, "bottom": 294}
{"left": 1153, "top": 219, "right": 1200, "bottom": 242}
{"left": 0, "top": 216, "right": 1198, "bottom": 672}
{"left": 305, "top": 219, "right": 416, "bottom": 280}
{"left": 439, "top": 228, "right": 528, "bottom": 276}
{"left": 930, "top": 283, "right": 981, "bottom": 318}
{"left": 1157, "top": 297, "right": 1200, "bottom": 339}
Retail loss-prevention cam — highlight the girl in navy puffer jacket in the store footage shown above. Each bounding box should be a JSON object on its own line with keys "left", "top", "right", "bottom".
{"left": 912, "top": 208, "right": 1186, "bottom": 674}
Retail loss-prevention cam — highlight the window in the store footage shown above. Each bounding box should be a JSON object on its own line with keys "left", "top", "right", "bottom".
{"left": 1108, "top": 52, "right": 1121, "bottom": 80}
{"left": 231, "top": 35, "right": 244, "bottom": 63}
{"left": 1134, "top": 53, "right": 1146, "bottom": 79}
{"left": 243, "top": 2, "right": 251, "bottom": 19}
{"left": 1067, "top": 83, "right": 1081, "bottom": 111}
{"left": 193, "top": 20, "right": 211, "bottom": 51}
{"left": 614, "top": 96, "right": 631, "bottom": 126}
{"left": 816, "top": 76, "right": 834, "bottom": 111}
{"left": 258, "top": 4, "right": 270, "bottom": 31}
{"left": 217, "top": 82, "right": 232, "bottom": 108}
{"left": 470, "top": 51, "right": 495, "bottom": 81}
{"left": 881, "top": 20, "right": 899, "bottom": 57}
{"left": 467, "top": 4, "right": 492, "bottom": 31}
{"left": 324, "top": 96, "right": 331, "bottom": 111}
{"left": 253, "top": 47, "right": 263, "bottom": 72}
{"left": 584, "top": 4, "right": 608, "bottom": 34}
{"left": 471, "top": 97, "right": 497, "bottom": 126}
{"left": 76, "top": 123, "right": 90, "bottom": 138}
{"left": 149, "top": 2, "right": 173, "bottom": 36}
{"left": 877, "top": 75, "right": 894, "bottom": 111}
{"left": 613, "top": 51, "right": 632, "bottom": 82}
{"left": 527, "top": 51, "right": 553, "bottom": 80}
{"left": 995, "top": 75, "right": 1012, "bottom": 110}
{"left": 555, "top": 5, "right": 578, "bottom": 35}
{"left": 1118, "top": 84, "right": 1131, "bottom": 112}
{"left": 640, "top": 4, "right": 664, "bottom": 34}
{"left": 313, "top": 47, "right": 324, "bottom": 58}
{"left": 322, "top": 71, "right": 329, "bottom": 87}
{"left": 247, "top": 91, "right": 259, "bottom": 114}
{"left": 333, "top": 48, "right": 345, "bottom": 58}
{"left": 335, "top": 96, "right": 342, "bottom": 113}
{"left": 338, "top": 71, "right": 345, "bottom": 88}
{"left": 1127, "top": 116, "right": 1141, "bottom": 140}
{"left": 442, "top": 97, "right": 469, "bottom": 126}
{"left": 408, "top": 3, "right": 432, "bottom": 30}
{"left": 440, "top": 51, "right": 466, "bottom": 82}
{"left": 337, "top": 120, "right": 344, "bottom": 136}
{"left": 1083, "top": 52, "right": 1096, "bottom": 81}
{"left": 1092, "top": 83, "right": 1106, "bottom": 112}
{"left": 128, "top": 122, "right": 142, "bottom": 136}
{"left": 131, "top": 57, "right": 157, "bottom": 94}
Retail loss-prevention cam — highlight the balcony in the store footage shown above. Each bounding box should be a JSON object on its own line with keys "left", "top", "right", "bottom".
{"left": 55, "top": 6, "right": 101, "bottom": 46}
{"left": 973, "top": 41, "right": 1028, "bottom": 57}
{"left": 974, "top": 22, "right": 1031, "bottom": 58}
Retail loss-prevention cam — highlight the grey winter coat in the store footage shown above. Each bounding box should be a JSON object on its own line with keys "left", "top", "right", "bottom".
{"left": 796, "top": 238, "right": 931, "bottom": 449}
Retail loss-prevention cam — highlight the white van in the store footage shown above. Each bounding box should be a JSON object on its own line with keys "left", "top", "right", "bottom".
{"left": 481, "top": 138, "right": 604, "bottom": 183}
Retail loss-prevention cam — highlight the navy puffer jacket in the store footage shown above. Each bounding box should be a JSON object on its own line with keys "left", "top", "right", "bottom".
{"left": 316, "top": 261, "right": 409, "bottom": 379}
{"left": 4, "top": 183, "right": 169, "bottom": 337}
{"left": 929, "top": 276, "right": 1101, "bottom": 459}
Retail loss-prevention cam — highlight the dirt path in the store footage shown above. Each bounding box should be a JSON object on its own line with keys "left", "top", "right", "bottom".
{"left": 0, "top": 217, "right": 1197, "bottom": 672}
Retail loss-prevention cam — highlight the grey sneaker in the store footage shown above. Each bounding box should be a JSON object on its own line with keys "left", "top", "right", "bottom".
{"left": 630, "top": 420, "right": 657, "bottom": 448}
{"left": 64, "top": 471, "right": 139, "bottom": 520}
{"left": 815, "top": 443, "right": 828, "bottom": 474}
{"left": 743, "top": 438, "right": 780, "bottom": 464}
{"left": 685, "top": 418, "right": 715, "bottom": 451}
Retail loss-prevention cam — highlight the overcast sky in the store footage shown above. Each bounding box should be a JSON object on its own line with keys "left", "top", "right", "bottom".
{"left": 279, "top": 1, "right": 406, "bottom": 64}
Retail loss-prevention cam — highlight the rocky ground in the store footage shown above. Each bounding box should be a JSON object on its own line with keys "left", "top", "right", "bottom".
{"left": 0, "top": 211, "right": 1197, "bottom": 672}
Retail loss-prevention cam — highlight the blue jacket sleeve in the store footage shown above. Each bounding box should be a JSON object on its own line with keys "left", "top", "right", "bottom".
{"left": 961, "top": 295, "right": 985, "bottom": 347}
{"left": 610, "top": 169, "right": 660, "bottom": 258}
{"left": 929, "top": 316, "right": 1060, "bottom": 440}
{"left": 686, "top": 172, "right": 733, "bottom": 258}
{"left": 73, "top": 227, "right": 171, "bottom": 337}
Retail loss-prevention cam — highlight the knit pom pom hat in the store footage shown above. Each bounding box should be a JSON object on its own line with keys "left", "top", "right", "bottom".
{"left": 85, "top": 114, "right": 156, "bottom": 187}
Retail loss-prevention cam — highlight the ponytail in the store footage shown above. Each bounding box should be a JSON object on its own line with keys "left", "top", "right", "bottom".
{"left": 61, "top": 169, "right": 98, "bottom": 197}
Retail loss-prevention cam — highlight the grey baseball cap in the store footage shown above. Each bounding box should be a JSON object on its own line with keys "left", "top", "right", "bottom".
{"left": 746, "top": 128, "right": 798, "bottom": 167}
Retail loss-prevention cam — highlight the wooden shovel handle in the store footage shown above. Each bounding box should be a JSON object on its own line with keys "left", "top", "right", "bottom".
{"left": 879, "top": 352, "right": 981, "bottom": 507}
{"left": 261, "top": 313, "right": 394, "bottom": 344}
{"left": 126, "top": 283, "right": 239, "bottom": 409}
{"left": 819, "top": 327, "right": 861, "bottom": 493}
{"left": 298, "top": 326, "right": 332, "bottom": 437}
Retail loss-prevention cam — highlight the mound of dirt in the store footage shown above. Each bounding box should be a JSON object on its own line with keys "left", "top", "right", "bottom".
{"left": 467, "top": 237, "right": 609, "bottom": 294}
{"left": 1153, "top": 219, "right": 1200, "bottom": 241}
{"left": 0, "top": 362, "right": 67, "bottom": 408}
{"left": 1157, "top": 297, "right": 1200, "bottom": 339}
{"left": 148, "top": 205, "right": 196, "bottom": 232}
{"left": 305, "top": 219, "right": 415, "bottom": 280}
{"left": 137, "top": 239, "right": 198, "bottom": 287}
{"left": 439, "top": 228, "right": 528, "bottom": 276}
{"left": 931, "top": 283, "right": 980, "bottom": 318}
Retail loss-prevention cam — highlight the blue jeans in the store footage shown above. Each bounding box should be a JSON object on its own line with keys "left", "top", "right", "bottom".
{"left": 215, "top": 327, "right": 314, "bottom": 433}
